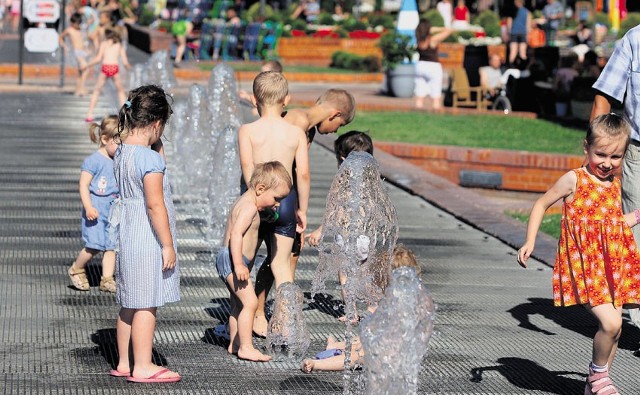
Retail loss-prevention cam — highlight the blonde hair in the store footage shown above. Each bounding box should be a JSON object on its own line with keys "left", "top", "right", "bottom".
{"left": 261, "top": 60, "right": 283, "bottom": 73}
{"left": 316, "top": 89, "right": 356, "bottom": 124}
{"left": 249, "top": 161, "right": 293, "bottom": 191}
{"left": 373, "top": 244, "right": 421, "bottom": 291}
{"left": 89, "top": 115, "right": 120, "bottom": 145}
{"left": 253, "top": 71, "right": 288, "bottom": 112}
{"left": 586, "top": 113, "right": 631, "bottom": 148}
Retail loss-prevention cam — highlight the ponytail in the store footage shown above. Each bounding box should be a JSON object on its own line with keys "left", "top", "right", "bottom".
{"left": 88, "top": 123, "right": 100, "bottom": 144}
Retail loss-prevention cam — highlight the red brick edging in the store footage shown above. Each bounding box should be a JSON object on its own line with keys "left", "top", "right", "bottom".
{"left": 374, "top": 141, "right": 584, "bottom": 193}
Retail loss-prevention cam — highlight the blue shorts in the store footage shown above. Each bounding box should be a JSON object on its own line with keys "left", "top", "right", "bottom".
{"left": 81, "top": 194, "right": 116, "bottom": 251}
{"left": 259, "top": 186, "right": 298, "bottom": 239}
{"left": 241, "top": 178, "right": 298, "bottom": 239}
{"left": 215, "top": 246, "right": 250, "bottom": 281}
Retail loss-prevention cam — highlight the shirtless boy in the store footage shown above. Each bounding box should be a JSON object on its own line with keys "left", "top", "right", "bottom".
{"left": 216, "top": 162, "right": 292, "bottom": 362}
{"left": 238, "top": 71, "right": 311, "bottom": 301}
{"left": 59, "top": 12, "right": 90, "bottom": 96}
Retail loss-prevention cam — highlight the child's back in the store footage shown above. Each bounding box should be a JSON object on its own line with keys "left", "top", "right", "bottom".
{"left": 240, "top": 115, "right": 306, "bottom": 182}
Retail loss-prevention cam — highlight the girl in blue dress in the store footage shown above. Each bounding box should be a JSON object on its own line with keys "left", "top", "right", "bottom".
{"left": 109, "top": 85, "right": 181, "bottom": 383}
{"left": 68, "top": 115, "right": 120, "bottom": 293}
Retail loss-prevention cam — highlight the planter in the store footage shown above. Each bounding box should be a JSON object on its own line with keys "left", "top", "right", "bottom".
{"left": 126, "top": 23, "right": 173, "bottom": 53}
{"left": 278, "top": 37, "right": 382, "bottom": 66}
{"left": 386, "top": 63, "right": 415, "bottom": 98}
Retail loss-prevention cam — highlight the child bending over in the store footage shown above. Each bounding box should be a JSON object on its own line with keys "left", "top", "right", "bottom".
{"left": 216, "top": 161, "right": 292, "bottom": 362}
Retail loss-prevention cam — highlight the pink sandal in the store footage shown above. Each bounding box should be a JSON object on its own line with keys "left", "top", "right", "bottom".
{"left": 584, "top": 369, "right": 620, "bottom": 395}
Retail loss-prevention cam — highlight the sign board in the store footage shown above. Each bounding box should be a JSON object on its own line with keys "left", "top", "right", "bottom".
{"left": 24, "top": 0, "right": 60, "bottom": 23}
{"left": 25, "top": 28, "right": 59, "bottom": 53}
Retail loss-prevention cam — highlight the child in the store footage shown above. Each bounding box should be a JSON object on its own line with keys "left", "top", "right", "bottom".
{"left": 68, "top": 115, "right": 120, "bottom": 293}
{"left": 238, "top": 71, "right": 310, "bottom": 301}
{"left": 252, "top": 89, "right": 356, "bottom": 335}
{"left": 109, "top": 85, "right": 181, "bottom": 383}
{"left": 283, "top": 88, "right": 356, "bottom": 145}
{"left": 300, "top": 245, "right": 421, "bottom": 373}
{"left": 517, "top": 114, "right": 640, "bottom": 395}
{"left": 59, "top": 12, "right": 90, "bottom": 97}
{"left": 216, "top": 161, "right": 292, "bottom": 362}
{"left": 84, "top": 28, "right": 131, "bottom": 123}
{"left": 307, "top": 130, "right": 374, "bottom": 247}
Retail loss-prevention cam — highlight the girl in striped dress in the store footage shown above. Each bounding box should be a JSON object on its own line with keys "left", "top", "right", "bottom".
{"left": 517, "top": 114, "right": 640, "bottom": 395}
{"left": 109, "top": 85, "right": 181, "bottom": 383}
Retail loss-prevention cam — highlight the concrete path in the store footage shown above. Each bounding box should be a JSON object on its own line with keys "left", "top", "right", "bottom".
{"left": 2, "top": 91, "right": 640, "bottom": 394}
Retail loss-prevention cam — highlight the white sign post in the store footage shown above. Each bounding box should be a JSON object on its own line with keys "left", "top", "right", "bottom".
{"left": 24, "top": 0, "right": 60, "bottom": 23}
{"left": 24, "top": 27, "right": 59, "bottom": 53}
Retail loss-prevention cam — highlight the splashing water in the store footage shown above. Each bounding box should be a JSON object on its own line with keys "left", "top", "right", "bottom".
{"left": 311, "top": 151, "right": 399, "bottom": 393}
{"left": 164, "top": 100, "right": 187, "bottom": 196}
{"left": 205, "top": 63, "right": 242, "bottom": 248}
{"left": 266, "top": 282, "right": 310, "bottom": 361}
{"left": 360, "top": 267, "right": 436, "bottom": 394}
{"left": 172, "top": 84, "right": 211, "bottom": 219}
{"left": 143, "top": 51, "right": 177, "bottom": 90}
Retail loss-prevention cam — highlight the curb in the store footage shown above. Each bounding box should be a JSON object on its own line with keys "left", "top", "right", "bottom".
{"left": 314, "top": 133, "right": 558, "bottom": 267}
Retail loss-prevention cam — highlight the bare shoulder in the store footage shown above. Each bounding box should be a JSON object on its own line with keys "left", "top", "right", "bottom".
{"left": 284, "top": 109, "right": 310, "bottom": 131}
{"left": 239, "top": 119, "right": 262, "bottom": 135}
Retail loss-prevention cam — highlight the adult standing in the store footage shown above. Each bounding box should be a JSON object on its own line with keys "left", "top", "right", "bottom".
{"left": 507, "top": 0, "right": 530, "bottom": 67}
{"left": 436, "top": 0, "right": 452, "bottom": 28}
{"left": 413, "top": 19, "right": 452, "bottom": 110}
{"left": 542, "top": 0, "right": 563, "bottom": 46}
{"left": 591, "top": 24, "right": 640, "bottom": 328}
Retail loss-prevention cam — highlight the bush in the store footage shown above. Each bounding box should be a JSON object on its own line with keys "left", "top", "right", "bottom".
{"left": 472, "top": 10, "right": 500, "bottom": 37}
{"left": 619, "top": 13, "right": 640, "bottom": 38}
{"left": 338, "top": 16, "right": 368, "bottom": 31}
{"left": 594, "top": 12, "right": 611, "bottom": 29}
{"left": 246, "top": 3, "right": 275, "bottom": 22}
{"left": 318, "top": 12, "right": 334, "bottom": 25}
{"left": 367, "top": 14, "right": 395, "bottom": 30}
{"left": 422, "top": 9, "right": 444, "bottom": 27}
{"left": 290, "top": 18, "right": 307, "bottom": 30}
{"left": 331, "top": 50, "right": 381, "bottom": 72}
{"left": 378, "top": 30, "right": 415, "bottom": 69}
{"left": 138, "top": 6, "right": 155, "bottom": 26}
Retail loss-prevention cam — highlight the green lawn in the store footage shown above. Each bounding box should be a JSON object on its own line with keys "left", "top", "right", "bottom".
{"left": 346, "top": 112, "right": 585, "bottom": 155}
{"left": 508, "top": 212, "right": 561, "bottom": 239}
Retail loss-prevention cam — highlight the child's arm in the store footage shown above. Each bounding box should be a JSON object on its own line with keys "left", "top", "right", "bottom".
{"left": 294, "top": 130, "right": 311, "bottom": 233}
{"left": 79, "top": 171, "right": 99, "bottom": 220}
{"left": 517, "top": 170, "right": 576, "bottom": 268}
{"left": 307, "top": 225, "right": 323, "bottom": 247}
{"left": 83, "top": 43, "right": 105, "bottom": 70}
{"left": 238, "top": 125, "right": 254, "bottom": 186}
{"left": 119, "top": 44, "right": 131, "bottom": 69}
{"left": 58, "top": 29, "right": 69, "bottom": 51}
{"left": 143, "top": 173, "right": 176, "bottom": 271}
{"left": 228, "top": 204, "right": 256, "bottom": 282}
{"left": 623, "top": 209, "right": 640, "bottom": 228}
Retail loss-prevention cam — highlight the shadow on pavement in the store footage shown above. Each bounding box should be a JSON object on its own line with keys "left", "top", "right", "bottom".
{"left": 471, "top": 357, "right": 585, "bottom": 394}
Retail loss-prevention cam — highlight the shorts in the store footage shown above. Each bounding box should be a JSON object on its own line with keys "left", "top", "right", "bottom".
{"left": 510, "top": 33, "right": 526, "bottom": 44}
{"left": 259, "top": 186, "right": 298, "bottom": 239}
{"left": 215, "top": 246, "right": 250, "bottom": 281}
{"left": 414, "top": 61, "right": 443, "bottom": 99}
{"left": 102, "top": 64, "right": 119, "bottom": 77}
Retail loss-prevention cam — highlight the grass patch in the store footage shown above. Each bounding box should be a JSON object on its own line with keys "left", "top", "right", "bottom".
{"left": 508, "top": 211, "right": 561, "bottom": 239}
{"left": 198, "top": 62, "right": 363, "bottom": 74}
{"left": 347, "top": 111, "right": 585, "bottom": 155}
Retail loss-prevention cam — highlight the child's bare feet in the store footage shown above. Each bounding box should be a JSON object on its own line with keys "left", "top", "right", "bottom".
{"left": 252, "top": 314, "right": 268, "bottom": 337}
{"left": 227, "top": 342, "right": 238, "bottom": 355}
{"left": 237, "top": 346, "right": 272, "bottom": 362}
{"left": 300, "top": 359, "right": 314, "bottom": 373}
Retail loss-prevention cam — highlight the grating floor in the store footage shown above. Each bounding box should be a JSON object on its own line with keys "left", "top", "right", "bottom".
{"left": 1, "top": 92, "right": 640, "bottom": 394}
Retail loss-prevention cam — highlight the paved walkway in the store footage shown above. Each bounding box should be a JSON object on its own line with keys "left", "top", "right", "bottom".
{"left": 2, "top": 85, "right": 640, "bottom": 395}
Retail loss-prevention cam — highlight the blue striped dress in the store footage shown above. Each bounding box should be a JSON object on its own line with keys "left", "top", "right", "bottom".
{"left": 113, "top": 144, "right": 180, "bottom": 308}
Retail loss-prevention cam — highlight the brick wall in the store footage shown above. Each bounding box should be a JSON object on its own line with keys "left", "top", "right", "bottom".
{"left": 374, "top": 141, "right": 584, "bottom": 192}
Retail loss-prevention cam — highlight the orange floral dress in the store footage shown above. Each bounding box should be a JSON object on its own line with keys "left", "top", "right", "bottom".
{"left": 553, "top": 168, "right": 640, "bottom": 307}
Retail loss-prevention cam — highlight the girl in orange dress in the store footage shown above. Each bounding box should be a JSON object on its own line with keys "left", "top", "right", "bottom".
{"left": 518, "top": 113, "right": 640, "bottom": 395}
